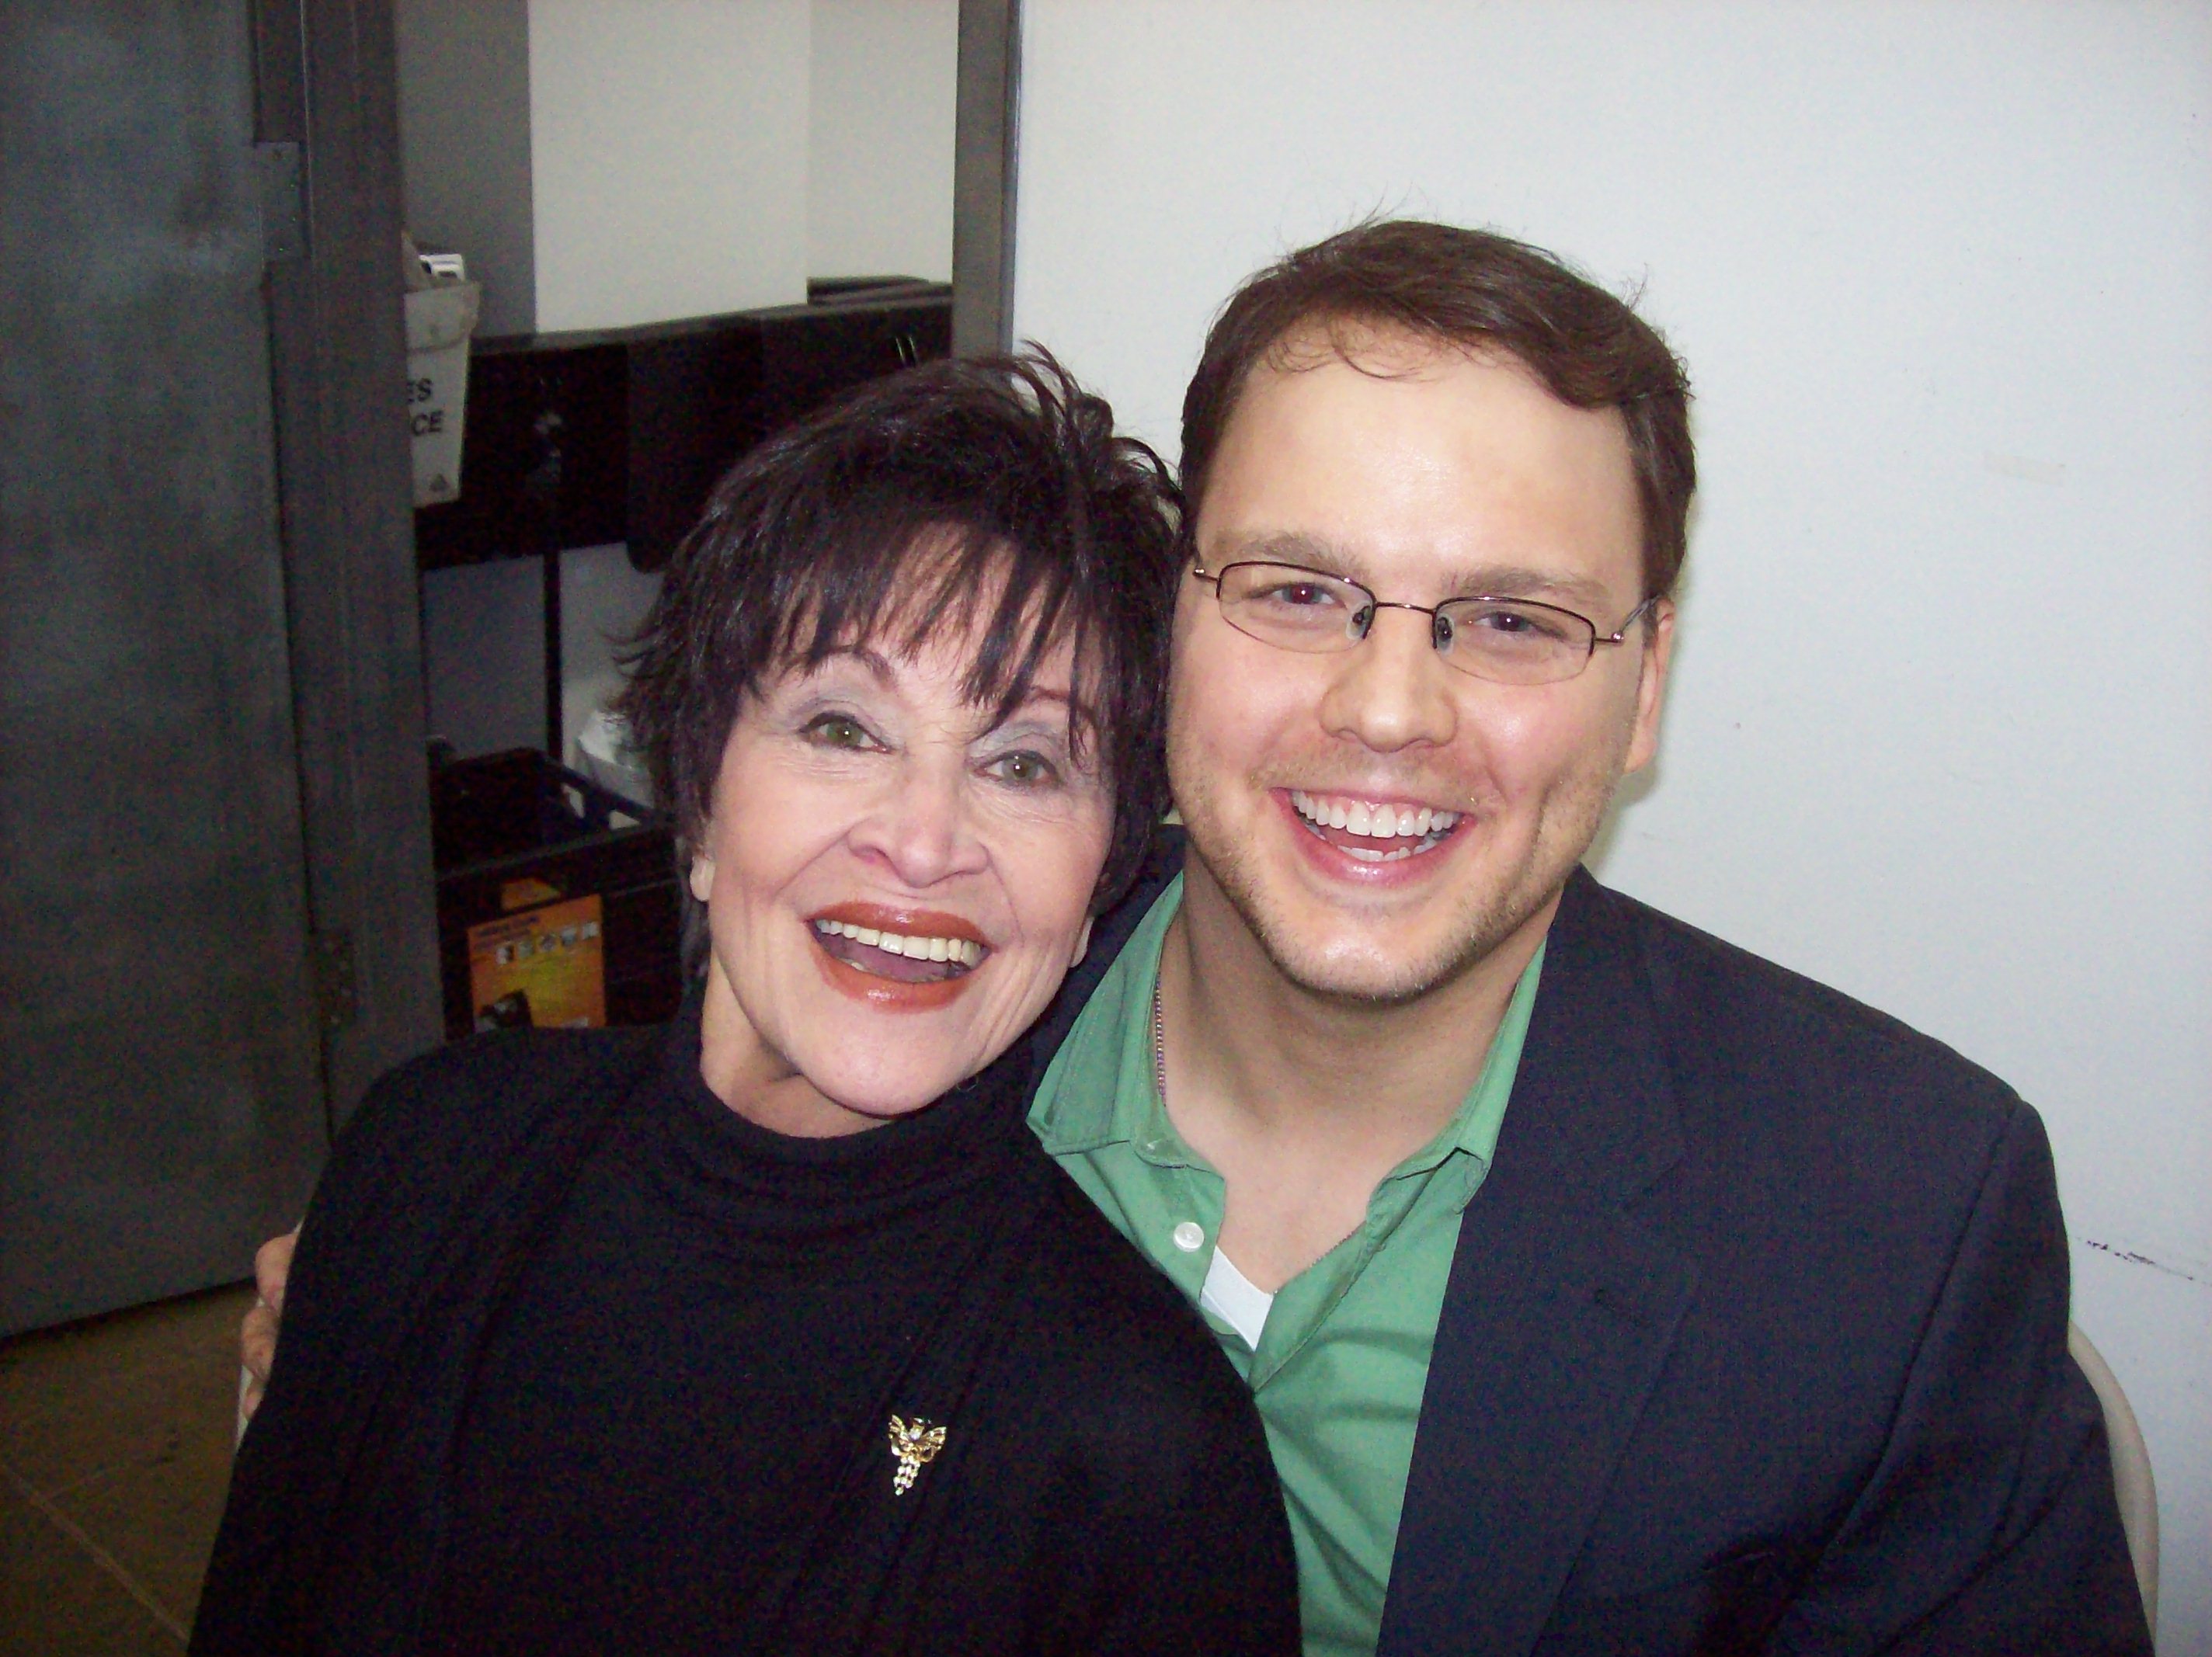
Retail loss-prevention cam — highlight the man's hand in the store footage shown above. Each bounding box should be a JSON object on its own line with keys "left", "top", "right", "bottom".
{"left": 238, "top": 1228, "right": 297, "bottom": 1423}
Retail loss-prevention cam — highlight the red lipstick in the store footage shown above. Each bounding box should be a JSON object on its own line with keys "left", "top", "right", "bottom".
{"left": 805, "top": 903, "right": 989, "bottom": 1013}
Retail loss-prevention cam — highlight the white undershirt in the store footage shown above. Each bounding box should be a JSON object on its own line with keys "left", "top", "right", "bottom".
{"left": 1198, "top": 1247, "right": 1275, "bottom": 1350}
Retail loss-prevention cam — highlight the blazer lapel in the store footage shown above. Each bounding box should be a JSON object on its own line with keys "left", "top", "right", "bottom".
{"left": 1378, "top": 869, "right": 1699, "bottom": 1657}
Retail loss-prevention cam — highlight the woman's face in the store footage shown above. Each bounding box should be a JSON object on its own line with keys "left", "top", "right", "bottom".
{"left": 690, "top": 617, "right": 1114, "bottom": 1136}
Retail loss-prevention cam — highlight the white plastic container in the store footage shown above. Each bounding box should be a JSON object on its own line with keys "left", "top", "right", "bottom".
{"left": 576, "top": 707, "right": 654, "bottom": 808}
{"left": 403, "top": 279, "right": 481, "bottom": 506}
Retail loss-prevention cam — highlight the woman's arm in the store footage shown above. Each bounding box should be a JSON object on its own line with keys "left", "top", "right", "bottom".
{"left": 1010, "top": 1186, "right": 1302, "bottom": 1656}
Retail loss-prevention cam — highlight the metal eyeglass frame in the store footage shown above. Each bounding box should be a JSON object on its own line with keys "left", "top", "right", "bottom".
{"left": 1189, "top": 560, "right": 1659, "bottom": 683}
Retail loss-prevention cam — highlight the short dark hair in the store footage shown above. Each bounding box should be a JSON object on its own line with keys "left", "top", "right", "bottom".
{"left": 616, "top": 349, "right": 1180, "bottom": 915}
{"left": 1180, "top": 220, "right": 1696, "bottom": 599}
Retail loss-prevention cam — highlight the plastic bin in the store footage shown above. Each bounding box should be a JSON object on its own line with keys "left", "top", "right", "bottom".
{"left": 405, "top": 279, "right": 482, "bottom": 506}
{"left": 431, "top": 749, "right": 683, "bottom": 1040}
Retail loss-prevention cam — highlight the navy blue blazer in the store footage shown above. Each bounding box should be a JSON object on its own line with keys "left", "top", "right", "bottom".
{"left": 1036, "top": 835, "right": 2150, "bottom": 1657}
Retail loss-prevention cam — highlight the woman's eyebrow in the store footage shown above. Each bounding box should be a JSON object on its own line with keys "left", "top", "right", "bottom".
{"left": 978, "top": 685, "right": 1073, "bottom": 725}
{"left": 804, "top": 642, "right": 898, "bottom": 683}
{"left": 976, "top": 685, "right": 1101, "bottom": 742}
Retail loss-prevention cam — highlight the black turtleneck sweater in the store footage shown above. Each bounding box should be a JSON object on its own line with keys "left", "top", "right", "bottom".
{"left": 430, "top": 1023, "right": 1056, "bottom": 1648}
{"left": 194, "top": 1004, "right": 1299, "bottom": 1657}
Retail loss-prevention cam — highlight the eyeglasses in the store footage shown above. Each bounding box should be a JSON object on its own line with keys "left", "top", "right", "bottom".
{"left": 1189, "top": 560, "right": 1658, "bottom": 686}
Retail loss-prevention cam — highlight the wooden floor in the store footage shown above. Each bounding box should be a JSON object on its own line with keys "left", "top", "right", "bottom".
{"left": 0, "top": 1282, "right": 253, "bottom": 1653}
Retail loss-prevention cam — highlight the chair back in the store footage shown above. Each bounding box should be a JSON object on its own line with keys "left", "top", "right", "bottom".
{"left": 2068, "top": 1322, "right": 2159, "bottom": 1638}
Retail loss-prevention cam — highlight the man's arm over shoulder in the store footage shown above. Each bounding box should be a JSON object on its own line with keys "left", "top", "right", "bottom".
{"left": 197, "top": 1029, "right": 656, "bottom": 1652}
{"left": 235, "top": 1028, "right": 662, "bottom": 1409}
{"left": 1774, "top": 1096, "right": 2151, "bottom": 1655}
{"left": 200, "top": 1038, "right": 506, "bottom": 1651}
{"left": 237, "top": 1228, "right": 295, "bottom": 1423}
{"left": 231, "top": 1034, "right": 580, "bottom": 1416}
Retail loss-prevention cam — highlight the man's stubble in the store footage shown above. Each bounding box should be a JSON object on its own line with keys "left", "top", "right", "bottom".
{"left": 1163, "top": 698, "right": 1640, "bottom": 1012}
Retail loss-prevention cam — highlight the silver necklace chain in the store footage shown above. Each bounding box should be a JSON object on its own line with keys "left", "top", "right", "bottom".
{"left": 1152, "top": 983, "right": 1169, "bottom": 1104}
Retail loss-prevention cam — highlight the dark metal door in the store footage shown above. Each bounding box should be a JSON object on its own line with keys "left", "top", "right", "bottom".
{"left": 0, "top": 0, "right": 330, "bottom": 1331}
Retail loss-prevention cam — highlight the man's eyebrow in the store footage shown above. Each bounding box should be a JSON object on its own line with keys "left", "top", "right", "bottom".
{"left": 1437, "top": 564, "right": 1615, "bottom": 611}
{"left": 1215, "top": 532, "right": 1616, "bottom": 610}
{"left": 1214, "top": 530, "right": 1351, "bottom": 571}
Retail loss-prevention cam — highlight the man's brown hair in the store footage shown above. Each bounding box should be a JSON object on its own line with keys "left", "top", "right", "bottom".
{"left": 1179, "top": 220, "right": 1696, "bottom": 599}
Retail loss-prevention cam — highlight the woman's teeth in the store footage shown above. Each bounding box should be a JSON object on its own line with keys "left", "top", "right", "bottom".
{"left": 812, "top": 918, "right": 984, "bottom": 968}
{"left": 1289, "top": 790, "right": 1462, "bottom": 862}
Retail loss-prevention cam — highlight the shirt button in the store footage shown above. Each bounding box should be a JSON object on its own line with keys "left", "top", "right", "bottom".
{"left": 1172, "top": 1221, "right": 1205, "bottom": 1252}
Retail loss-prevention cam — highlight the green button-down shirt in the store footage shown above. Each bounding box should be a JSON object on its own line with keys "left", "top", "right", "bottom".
{"left": 1028, "top": 877, "right": 1543, "bottom": 1657}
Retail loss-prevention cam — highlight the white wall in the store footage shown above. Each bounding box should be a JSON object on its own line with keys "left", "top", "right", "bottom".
{"left": 1014, "top": 4, "right": 2211, "bottom": 1646}
{"left": 395, "top": 0, "right": 537, "bottom": 336}
{"left": 420, "top": 556, "right": 542, "bottom": 756}
{"left": 808, "top": 0, "right": 958, "bottom": 281}
{"left": 419, "top": 546, "right": 661, "bottom": 770}
{"left": 529, "top": 0, "right": 811, "bottom": 330}
{"left": 408, "top": 2, "right": 963, "bottom": 797}
{"left": 395, "top": 0, "right": 814, "bottom": 335}
{"left": 555, "top": 543, "right": 664, "bottom": 766}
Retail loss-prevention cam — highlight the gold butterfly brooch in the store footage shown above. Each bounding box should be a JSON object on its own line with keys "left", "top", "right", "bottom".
{"left": 886, "top": 1415, "right": 948, "bottom": 1495}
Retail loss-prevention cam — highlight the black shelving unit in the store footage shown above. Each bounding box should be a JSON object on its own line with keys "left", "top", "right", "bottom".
{"left": 412, "top": 277, "right": 954, "bottom": 756}
{"left": 409, "top": 278, "right": 952, "bottom": 1035}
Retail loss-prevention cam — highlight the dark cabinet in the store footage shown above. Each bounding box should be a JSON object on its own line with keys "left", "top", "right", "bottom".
{"left": 412, "top": 279, "right": 954, "bottom": 575}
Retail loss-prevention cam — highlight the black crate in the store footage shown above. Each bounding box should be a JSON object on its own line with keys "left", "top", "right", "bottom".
{"left": 431, "top": 749, "right": 684, "bottom": 1040}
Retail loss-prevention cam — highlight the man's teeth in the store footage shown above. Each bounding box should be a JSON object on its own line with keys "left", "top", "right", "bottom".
{"left": 812, "top": 919, "right": 984, "bottom": 967}
{"left": 1289, "top": 790, "right": 1461, "bottom": 840}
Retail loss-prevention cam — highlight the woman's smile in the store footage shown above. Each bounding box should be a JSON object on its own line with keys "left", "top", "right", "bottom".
{"left": 808, "top": 902, "right": 991, "bottom": 1007}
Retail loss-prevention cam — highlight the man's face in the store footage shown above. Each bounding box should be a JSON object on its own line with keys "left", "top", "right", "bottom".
{"left": 1167, "top": 328, "right": 1672, "bottom": 1003}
